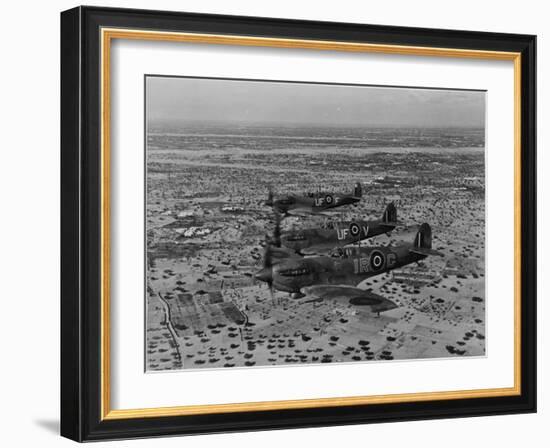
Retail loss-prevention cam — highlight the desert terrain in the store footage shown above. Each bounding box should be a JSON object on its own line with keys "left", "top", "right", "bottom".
{"left": 145, "top": 125, "right": 486, "bottom": 371}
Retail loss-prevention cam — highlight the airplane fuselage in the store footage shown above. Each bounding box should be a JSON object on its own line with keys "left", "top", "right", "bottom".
{"left": 281, "top": 220, "right": 395, "bottom": 253}
{"left": 270, "top": 243, "right": 425, "bottom": 294}
{"left": 272, "top": 193, "right": 360, "bottom": 215}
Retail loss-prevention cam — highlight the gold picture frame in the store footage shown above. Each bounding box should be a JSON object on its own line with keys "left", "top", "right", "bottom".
{"left": 61, "top": 6, "right": 536, "bottom": 441}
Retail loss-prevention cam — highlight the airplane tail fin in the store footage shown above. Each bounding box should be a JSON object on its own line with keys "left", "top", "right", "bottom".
{"left": 410, "top": 223, "right": 443, "bottom": 257}
{"left": 381, "top": 202, "right": 397, "bottom": 224}
{"left": 413, "top": 223, "right": 432, "bottom": 249}
{"left": 353, "top": 182, "right": 362, "bottom": 198}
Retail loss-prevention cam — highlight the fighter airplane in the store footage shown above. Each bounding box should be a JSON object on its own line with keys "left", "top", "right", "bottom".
{"left": 255, "top": 222, "right": 443, "bottom": 316}
{"left": 280, "top": 202, "right": 399, "bottom": 254}
{"left": 265, "top": 182, "right": 362, "bottom": 216}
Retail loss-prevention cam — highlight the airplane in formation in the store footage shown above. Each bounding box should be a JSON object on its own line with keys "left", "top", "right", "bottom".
{"left": 265, "top": 182, "right": 362, "bottom": 216}
{"left": 280, "top": 202, "right": 399, "bottom": 254}
{"left": 255, "top": 220, "right": 443, "bottom": 316}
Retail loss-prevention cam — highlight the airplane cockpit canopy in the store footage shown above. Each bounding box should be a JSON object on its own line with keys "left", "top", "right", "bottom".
{"left": 330, "top": 247, "right": 345, "bottom": 258}
{"left": 331, "top": 246, "right": 361, "bottom": 258}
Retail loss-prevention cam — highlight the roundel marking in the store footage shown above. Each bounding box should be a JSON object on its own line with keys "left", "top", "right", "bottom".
{"left": 325, "top": 194, "right": 334, "bottom": 204}
{"left": 370, "top": 250, "right": 385, "bottom": 270}
{"left": 349, "top": 222, "right": 361, "bottom": 236}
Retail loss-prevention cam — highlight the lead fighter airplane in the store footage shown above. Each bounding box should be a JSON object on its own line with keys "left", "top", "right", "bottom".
{"left": 265, "top": 182, "right": 362, "bottom": 216}
{"left": 280, "top": 202, "right": 399, "bottom": 254}
{"left": 256, "top": 221, "right": 443, "bottom": 316}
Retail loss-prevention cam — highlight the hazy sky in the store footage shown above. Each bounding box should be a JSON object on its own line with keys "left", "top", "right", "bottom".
{"left": 146, "top": 76, "right": 485, "bottom": 128}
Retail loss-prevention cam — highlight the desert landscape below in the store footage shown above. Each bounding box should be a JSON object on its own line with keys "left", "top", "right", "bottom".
{"left": 145, "top": 124, "right": 486, "bottom": 371}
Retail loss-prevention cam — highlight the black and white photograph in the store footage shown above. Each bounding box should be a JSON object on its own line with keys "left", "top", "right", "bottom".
{"left": 52, "top": 3, "right": 538, "bottom": 443}
{"left": 145, "top": 76, "right": 487, "bottom": 371}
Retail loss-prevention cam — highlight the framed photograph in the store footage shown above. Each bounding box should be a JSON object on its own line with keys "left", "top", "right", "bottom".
{"left": 60, "top": 6, "right": 536, "bottom": 441}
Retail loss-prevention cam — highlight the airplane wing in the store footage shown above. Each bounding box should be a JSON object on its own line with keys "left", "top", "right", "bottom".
{"left": 285, "top": 209, "right": 334, "bottom": 217}
{"left": 299, "top": 247, "right": 333, "bottom": 256}
{"left": 302, "top": 285, "right": 398, "bottom": 312}
{"left": 382, "top": 221, "right": 402, "bottom": 227}
{"left": 409, "top": 247, "right": 444, "bottom": 257}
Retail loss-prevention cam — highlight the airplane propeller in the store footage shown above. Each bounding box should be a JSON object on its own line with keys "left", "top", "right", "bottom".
{"left": 272, "top": 209, "right": 281, "bottom": 248}
{"left": 263, "top": 247, "right": 275, "bottom": 298}
{"left": 255, "top": 210, "right": 282, "bottom": 299}
{"left": 265, "top": 187, "right": 274, "bottom": 206}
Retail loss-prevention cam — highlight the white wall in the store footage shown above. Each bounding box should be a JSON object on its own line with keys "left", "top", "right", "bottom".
{"left": 0, "top": 0, "right": 546, "bottom": 446}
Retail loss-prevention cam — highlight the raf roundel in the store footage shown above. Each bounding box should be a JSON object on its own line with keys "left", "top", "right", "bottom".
{"left": 349, "top": 222, "right": 361, "bottom": 236}
{"left": 325, "top": 194, "right": 334, "bottom": 204}
{"left": 370, "top": 250, "right": 386, "bottom": 271}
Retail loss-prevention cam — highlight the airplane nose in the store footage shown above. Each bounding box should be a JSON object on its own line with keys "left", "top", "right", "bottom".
{"left": 255, "top": 268, "right": 272, "bottom": 283}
